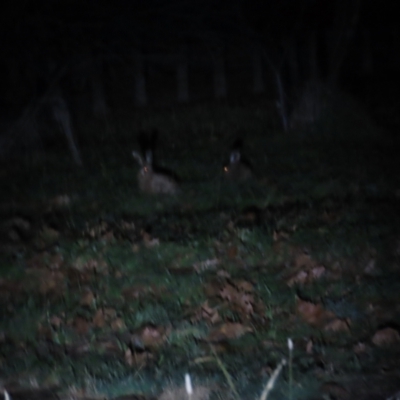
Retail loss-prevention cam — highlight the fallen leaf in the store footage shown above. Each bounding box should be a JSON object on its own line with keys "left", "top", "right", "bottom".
{"left": 124, "top": 348, "right": 153, "bottom": 367}
{"left": 122, "top": 284, "right": 152, "bottom": 299}
{"left": 324, "top": 318, "right": 350, "bottom": 332}
{"left": 219, "top": 283, "right": 255, "bottom": 316}
{"left": 273, "top": 230, "right": 290, "bottom": 242}
{"left": 219, "top": 283, "right": 237, "bottom": 302}
{"left": 216, "top": 269, "right": 230, "bottom": 278}
{"left": 48, "top": 194, "right": 72, "bottom": 208}
{"left": 235, "top": 280, "right": 254, "bottom": 292}
{"left": 353, "top": 342, "right": 367, "bottom": 354}
{"left": 293, "top": 251, "right": 315, "bottom": 270}
{"left": 37, "top": 323, "right": 53, "bottom": 340}
{"left": 80, "top": 289, "right": 95, "bottom": 306}
{"left": 227, "top": 245, "right": 238, "bottom": 259}
{"left": 97, "top": 340, "right": 120, "bottom": 356}
{"left": 50, "top": 315, "right": 63, "bottom": 329}
{"left": 207, "top": 322, "right": 252, "bottom": 342}
{"left": 72, "top": 257, "right": 108, "bottom": 273}
{"left": 310, "top": 265, "right": 326, "bottom": 279}
{"left": 371, "top": 327, "right": 400, "bottom": 347}
{"left": 35, "top": 226, "right": 60, "bottom": 248}
{"left": 73, "top": 317, "right": 91, "bottom": 335}
{"left": 111, "top": 318, "right": 126, "bottom": 331}
{"left": 130, "top": 325, "right": 169, "bottom": 349}
{"left": 203, "top": 281, "right": 222, "bottom": 297}
{"left": 35, "top": 270, "right": 66, "bottom": 296}
{"left": 286, "top": 270, "right": 309, "bottom": 286}
{"left": 142, "top": 231, "right": 160, "bottom": 247}
{"left": 47, "top": 253, "right": 64, "bottom": 270}
{"left": 132, "top": 243, "right": 140, "bottom": 252}
{"left": 364, "top": 258, "right": 380, "bottom": 276}
{"left": 296, "top": 298, "right": 335, "bottom": 326}
{"left": 193, "top": 301, "right": 221, "bottom": 324}
{"left": 93, "top": 309, "right": 106, "bottom": 328}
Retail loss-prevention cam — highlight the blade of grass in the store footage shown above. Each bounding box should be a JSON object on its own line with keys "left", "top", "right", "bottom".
{"left": 210, "top": 345, "right": 240, "bottom": 400}
{"left": 259, "top": 358, "right": 287, "bottom": 400}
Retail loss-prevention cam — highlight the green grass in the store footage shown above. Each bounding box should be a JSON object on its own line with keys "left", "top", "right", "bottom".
{"left": 1, "top": 95, "right": 400, "bottom": 399}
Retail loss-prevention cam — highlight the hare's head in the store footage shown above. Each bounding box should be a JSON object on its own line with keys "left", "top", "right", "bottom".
{"left": 132, "top": 150, "right": 178, "bottom": 195}
{"left": 223, "top": 150, "right": 252, "bottom": 182}
{"left": 132, "top": 150, "right": 153, "bottom": 174}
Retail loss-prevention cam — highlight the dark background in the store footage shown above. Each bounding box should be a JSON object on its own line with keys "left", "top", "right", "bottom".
{"left": 0, "top": 0, "right": 398, "bottom": 158}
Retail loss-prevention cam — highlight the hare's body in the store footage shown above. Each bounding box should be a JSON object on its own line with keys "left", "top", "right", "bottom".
{"left": 132, "top": 150, "right": 179, "bottom": 195}
{"left": 137, "top": 168, "right": 178, "bottom": 194}
{"left": 223, "top": 150, "right": 252, "bottom": 182}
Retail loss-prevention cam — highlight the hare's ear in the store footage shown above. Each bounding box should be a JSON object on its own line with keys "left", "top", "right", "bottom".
{"left": 230, "top": 151, "right": 241, "bottom": 164}
{"left": 132, "top": 151, "right": 144, "bottom": 166}
{"left": 145, "top": 150, "right": 153, "bottom": 165}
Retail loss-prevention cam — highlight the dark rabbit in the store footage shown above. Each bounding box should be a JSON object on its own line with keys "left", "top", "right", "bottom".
{"left": 223, "top": 150, "right": 253, "bottom": 182}
{"left": 132, "top": 150, "right": 179, "bottom": 194}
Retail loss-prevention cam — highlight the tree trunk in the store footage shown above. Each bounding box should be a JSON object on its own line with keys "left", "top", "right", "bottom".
{"left": 308, "top": 31, "right": 320, "bottom": 80}
{"left": 92, "top": 65, "right": 108, "bottom": 118}
{"left": 134, "top": 52, "right": 147, "bottom": 106}
{"left": 361, "top": 29, "right": 373, "bottom": 76}
{"left": 213, "top": 48, "right": 227, "bottom": 99}
{"left": 51, "top": 94, "right": 83, "bottom": 166}
{"left": 177, "top": 46, "right": 189, "bottom": 103}
{"left": 252, "top": 45, "right": 264, "bottom": 94}
{"left": 326, "top": 0, "right": 361, "bottom": 85}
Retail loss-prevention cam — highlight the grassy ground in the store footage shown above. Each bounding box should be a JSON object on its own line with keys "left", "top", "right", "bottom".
{"left": 1, "top": 95, "right": 400, "bottom": 399}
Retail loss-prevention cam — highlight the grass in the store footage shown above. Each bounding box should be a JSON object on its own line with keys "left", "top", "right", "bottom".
{"left": 1, "top": 95, "right": 400, "bottom": 399}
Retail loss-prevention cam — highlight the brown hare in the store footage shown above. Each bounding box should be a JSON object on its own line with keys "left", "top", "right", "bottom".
{"left": 132, "top": 150, "right": 179, "bottom": 194}
{"left": 223, "top": 150, "right": 253, "bottom": 182}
